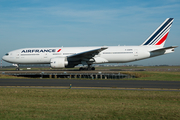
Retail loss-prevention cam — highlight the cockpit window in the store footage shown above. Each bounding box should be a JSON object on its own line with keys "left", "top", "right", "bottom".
{"left": 5, "top": 53, "right": 9, "bottom": 56}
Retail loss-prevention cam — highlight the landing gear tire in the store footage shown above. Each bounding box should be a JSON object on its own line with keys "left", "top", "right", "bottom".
{"left": 79, "top": 67, "right": 83, "bottom": 71}
{"left": 79, "top": 67, "right": 86, "bottom": 71}
{"left": 91, "top": 67, "right": 95, "bottom": 70}
{"left": 79, "top": 67, "right": 95, "bottom": 71}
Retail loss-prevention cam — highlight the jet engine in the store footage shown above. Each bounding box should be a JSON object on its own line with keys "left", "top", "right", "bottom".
{"left": 50, "top": 57, "right": 68, "bottom": 68}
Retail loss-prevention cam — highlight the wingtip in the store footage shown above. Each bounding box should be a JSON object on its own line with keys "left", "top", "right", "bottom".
{"left": 101, "top": 46, "right": 108, "bottom": 49}
{"left": 172, "top": 46, "right": 178, "bottom": 48}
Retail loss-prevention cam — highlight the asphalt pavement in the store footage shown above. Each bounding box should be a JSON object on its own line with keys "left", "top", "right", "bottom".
{"left": 0, "top": 79, "right": 180, "bottom": 90}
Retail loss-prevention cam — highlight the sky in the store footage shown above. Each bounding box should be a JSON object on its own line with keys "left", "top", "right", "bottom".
{"left": 0, "top": 0, "right": 180, "bottom": 66}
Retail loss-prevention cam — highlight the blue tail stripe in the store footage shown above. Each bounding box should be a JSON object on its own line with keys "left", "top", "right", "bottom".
{"left": 149, "top": 22, "right": 172, "bottom": 45}
{"left": 143, "top": 18, "right": 173, "bottom": 45}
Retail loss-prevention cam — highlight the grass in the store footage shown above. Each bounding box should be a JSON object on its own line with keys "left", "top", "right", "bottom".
{"left": 0, "top": 88, "right": 180, "bottom": 120}
{"left": 0, "top": 66, "right": 180, "bottom": 81}
{"left": 1, "top": 71, "right": 180, "bottom": 81}
{"left": 121, "top": 71, "right": 180, "bottom": 81}
{"left": 95, "top": 65, "right": 180, "bottom": 70}
{"left": 0, "top": 74, "right": 28, "bottom": 79}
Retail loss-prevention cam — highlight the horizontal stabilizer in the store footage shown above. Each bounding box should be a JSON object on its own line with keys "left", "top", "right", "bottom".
{"left": 150, "top": 46, "right": 178, "bottom": 52}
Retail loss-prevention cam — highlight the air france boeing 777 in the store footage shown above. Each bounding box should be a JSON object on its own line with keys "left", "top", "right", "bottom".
{"left": 2, "top": 18, "right": 178, "bottom": 70}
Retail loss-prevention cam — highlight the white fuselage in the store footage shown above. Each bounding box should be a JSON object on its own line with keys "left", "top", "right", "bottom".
{"left": 2, "top": 45, "right": 173, "bottom": 66}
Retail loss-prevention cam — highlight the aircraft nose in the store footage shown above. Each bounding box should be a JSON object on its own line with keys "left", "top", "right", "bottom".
{"left": 2, "top": 56, "right": 8, "bottom": 62}
{"left": 2, "top": 56, "right": 6, "bottom": 61}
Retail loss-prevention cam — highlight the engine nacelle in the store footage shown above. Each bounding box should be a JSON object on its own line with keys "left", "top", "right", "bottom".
{"left": 93, "top": 57, "right": 108, "bottom": 64}
{"left": 50, "top": 57, "right": 68, "bottom": 68}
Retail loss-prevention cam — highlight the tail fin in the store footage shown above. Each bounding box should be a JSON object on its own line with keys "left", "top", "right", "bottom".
{"left": 141, "top": 18, "right": 174, "bottom": 46}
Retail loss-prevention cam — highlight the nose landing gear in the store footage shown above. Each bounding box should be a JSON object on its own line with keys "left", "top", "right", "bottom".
{"left": 16, "top": 64, "right": 20, "bottom": 71}
{"left": 16, "top": 67, "right": 19, "bottom": 71}
{"left": 13, "top": 64, "right": 19, "bottom": 71}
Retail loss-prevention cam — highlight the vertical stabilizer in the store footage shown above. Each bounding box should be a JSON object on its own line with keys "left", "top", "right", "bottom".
{"left": 141, "top": 18, "right": 174, "bottom": 47}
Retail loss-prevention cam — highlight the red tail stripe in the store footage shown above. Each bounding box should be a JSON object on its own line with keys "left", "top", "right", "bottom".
{"left": 155, "top": 32, "right": 169, "bottom": 45}
{"left": 57, "top": 49, "right": 61, "bottom": 52}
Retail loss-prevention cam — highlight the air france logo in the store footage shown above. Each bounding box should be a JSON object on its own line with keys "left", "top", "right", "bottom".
{"left": 21, "top": 49, "right": 61, "bottom": 53}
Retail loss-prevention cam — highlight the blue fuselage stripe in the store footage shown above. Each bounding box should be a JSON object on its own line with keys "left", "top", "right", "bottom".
{"left": 149, "top": 23, "right": 172, "bottom": 45}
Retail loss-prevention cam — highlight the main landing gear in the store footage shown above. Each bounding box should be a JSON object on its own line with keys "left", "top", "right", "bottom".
{"left": 79, "top": 64, "right": 95, "bottom": 71}
{"left": 79, "top": 67, "right": 95, "bottom": 71}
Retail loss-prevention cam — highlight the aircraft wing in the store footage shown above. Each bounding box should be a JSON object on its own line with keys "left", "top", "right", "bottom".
{"left": 150, "top": 46, "right": 178, "bottom": 52}
{"left": 67, "top": 47, "right": 108, "bottom": 61}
